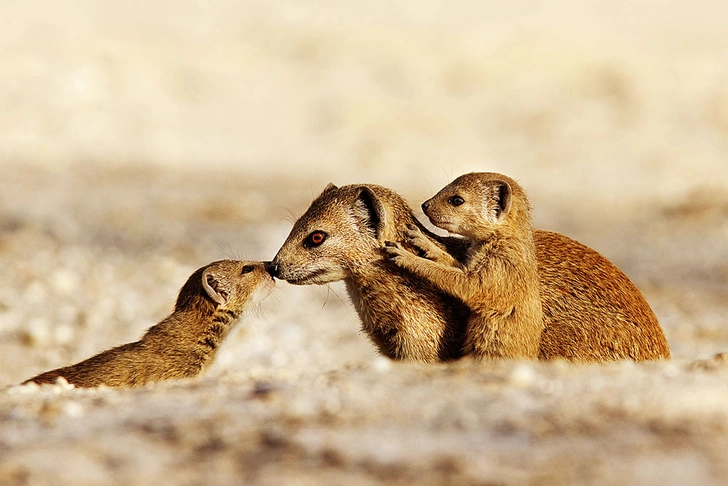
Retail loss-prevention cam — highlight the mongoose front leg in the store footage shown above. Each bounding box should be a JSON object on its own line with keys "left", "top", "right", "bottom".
{"left": 403, "top": 224, "right": 461, "bottom": 267}
{"left": 383, "top": 242, "right": 475, "bottom": 302}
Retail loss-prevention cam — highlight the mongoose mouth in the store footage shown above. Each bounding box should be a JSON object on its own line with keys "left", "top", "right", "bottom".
{"left": 424, "top": 213, "right": 449, "bottom": 226}
{"left": 265, "top": 260, "right": 332, "bottom": 284}
{"left": 282, "top": 268, "right": 330, "bottom": 285}
{"left": 428, "top": 217, "right": 459, "bottom": 234}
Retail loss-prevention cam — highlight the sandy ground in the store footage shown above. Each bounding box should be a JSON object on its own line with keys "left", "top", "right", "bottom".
{"left": 2, "top": 1, "right": 728, "bottom": 484}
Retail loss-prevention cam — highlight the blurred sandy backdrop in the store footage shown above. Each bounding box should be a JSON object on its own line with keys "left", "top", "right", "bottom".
{"left": 2, "top": 1, "right": 728, "bottom": 485}
{"left": 4, "top": 0, "right": 728, "bottom": 199}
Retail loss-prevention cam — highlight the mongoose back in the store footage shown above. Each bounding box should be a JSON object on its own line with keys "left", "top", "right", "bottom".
{"left": 269, "top": 182, "right": 670, "bottom": 362}
{"left": 383, "top": 173, "right": 543, "bottom": 360}
{"left": 534, "top": 231, "right": 670, "bottom": 360}
{"left": 24, "top": 260, "right": 275, "bottom": 387}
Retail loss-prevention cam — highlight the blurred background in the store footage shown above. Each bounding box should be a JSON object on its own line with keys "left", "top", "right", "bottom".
{"left": 4, "top": 0, "right": 728, "bottom": 194}
{"left": 1, "top": 0, "right": 728, "bottom": 383}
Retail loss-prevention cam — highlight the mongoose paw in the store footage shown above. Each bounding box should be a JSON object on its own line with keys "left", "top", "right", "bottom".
{"left": 382, "top": 241, "right": 404, "bottom": 254}
{"left": 404, "top": 226, "right": 427, "bottom": 245}
{"left": 404, "top": 225, "right": 437, "bottom": 258}
{"left": 382, "top": 241, "right": 410, "bottom": 265}
{"left": 404, "top": 223, "right": 423, "bottom": 239}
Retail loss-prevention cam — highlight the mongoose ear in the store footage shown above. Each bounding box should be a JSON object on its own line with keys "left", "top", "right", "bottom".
{"left": 202, "top": 269, "right": 228, "bottom": 305}
{"left": 487, "top": 180, "right": 513, "bottom": 221}
{"left": 354, "top": 186, "right": 387, "bottom": 243}
{"left": 321, "top": 182, "right": 338, "bottom": 194}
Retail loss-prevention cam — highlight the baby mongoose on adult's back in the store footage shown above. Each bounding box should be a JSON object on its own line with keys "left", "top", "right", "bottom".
{"left": 269, "top": 180, "right": 670, "bottom": 363}
{"left": 24, "top": 260, "right": 274, "bottom": 388}
{"left": 384, "top": 173, "right": 543, "bottom": 360}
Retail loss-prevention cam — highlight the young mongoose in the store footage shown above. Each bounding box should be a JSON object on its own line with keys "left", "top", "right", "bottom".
{"left": 383, "top": 173, "right": 543, "bottom": 360}
{"left": 24, "top": 260, "right": 275, "bottom": 388}
{"left": 268, "top": 182, "right": 670, "bottom": 362}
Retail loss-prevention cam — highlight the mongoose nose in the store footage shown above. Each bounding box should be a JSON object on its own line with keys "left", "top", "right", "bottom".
{"left": 264, "top": 261, "right": 280, "bottom": 278}
{"left": 421, "top": 201, "right": 431, "bottom": 212}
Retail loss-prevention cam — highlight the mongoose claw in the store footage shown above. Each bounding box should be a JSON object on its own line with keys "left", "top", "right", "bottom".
{"left": 404, "top": 225, "right": 423, "bottom": 239}
{"left": 404, "top": 226, "right": 435, "bottom": 257}
{"left": 382, "top": 241, "right": 402, "bottom": 253}
{"left": 381, "top": 242, "right": 408, "bottom": 262}
{"left": 404, "top": 229, "right": 426, "bottom": 245}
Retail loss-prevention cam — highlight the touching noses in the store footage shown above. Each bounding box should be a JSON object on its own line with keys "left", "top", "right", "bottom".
{"left": 264, "top": 261, "right": 280, "bottom": 278}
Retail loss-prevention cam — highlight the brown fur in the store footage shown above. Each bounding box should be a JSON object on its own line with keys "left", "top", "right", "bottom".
{"left": 24, "top": 260, "right": 274, "bottom": 387}
{"left": 383, "top": 173, "right": 543, "bottom": 360}
{"left": 269, "top": 182, "right": 670, "bottom": 362}
{"left": 533, "top": 231, "right": 670, "bottom": 360}
{"left": 269, "top": 183, "right": 470, "bottom": 362}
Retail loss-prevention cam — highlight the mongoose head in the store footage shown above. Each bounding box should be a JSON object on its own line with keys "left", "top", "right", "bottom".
{"left": 421, "top": 172, "right": 531, "bottom": 239}
{"left": 175, "top": 260, "right": 275, "bottom": 316}
{"left": 269, "top": 183, "right": 415, "bottom": 284}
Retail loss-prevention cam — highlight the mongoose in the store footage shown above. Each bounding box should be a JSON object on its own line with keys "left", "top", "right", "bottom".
{"left": 24, "top": 260, "right": 274, "bottom": 387}
{"left": 269, "top": 183, "right": 470, "bottom": 362}
{"left": 268, "top": 182, "right": 670, "bottom": 362}
{"left": 382, "top": 173, "right": 543, "bottom": 360}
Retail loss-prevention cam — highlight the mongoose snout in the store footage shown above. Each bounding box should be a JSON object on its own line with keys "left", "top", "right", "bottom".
{"left": 24, "top": 259, "right": 274, "bottom": 388}
{"left": 264, "top": 261, "right": 279, "bottom": 278}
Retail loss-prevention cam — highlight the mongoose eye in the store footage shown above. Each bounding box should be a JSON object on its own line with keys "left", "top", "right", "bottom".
{"left": 241, "top": 265, "right": 255, "bottom": 274}
{"left": 304, "top": 230, "right": 327, "bottom": 248}
{"left": 448, "top": 196, "right": 465, "bottom": 207}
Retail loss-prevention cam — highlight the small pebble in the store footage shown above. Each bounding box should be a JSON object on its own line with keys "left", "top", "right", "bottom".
{"left": 509, "top": 363, "right": 536, "bottom": 388}
{"left": 51, "top": 269, "right": 80, "bottom": 294}
{"left": 371, "top": 356, "right": 392, "bottom": 373}
{"left": 52, "top": 376, "right": 75, "bottom": 392}
{"left": 62, "top": 401, "right": 84, "bottom": 418}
